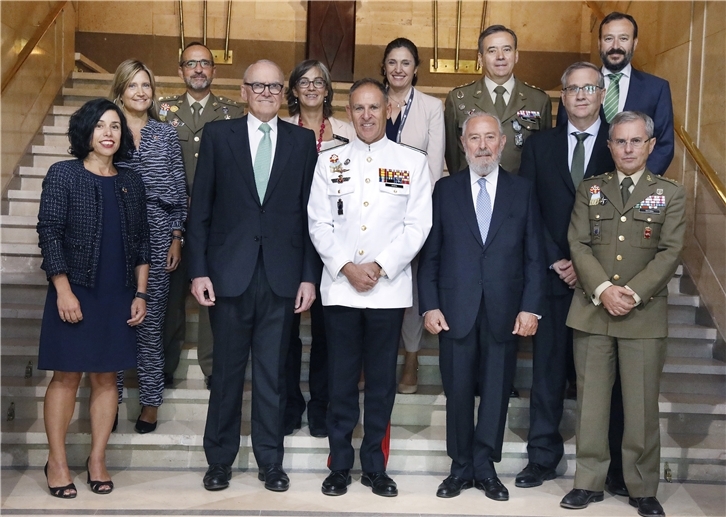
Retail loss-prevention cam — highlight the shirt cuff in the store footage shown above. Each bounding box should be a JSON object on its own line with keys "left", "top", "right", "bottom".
{"left": 624, "top": 285, "right": 642, "bottom": 306}
{"left": 592, "top": 281, "right": 613, "bottom": 306}
{"left": 525, "top": 312, "right": 542, "bottom": 320}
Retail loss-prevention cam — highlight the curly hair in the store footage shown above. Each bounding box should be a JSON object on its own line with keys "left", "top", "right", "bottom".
{"left": 67, "top": 98, "right": 135, "bottom": 161}
{"left": 109, "top": 59, "right": 160, "bottom": 121}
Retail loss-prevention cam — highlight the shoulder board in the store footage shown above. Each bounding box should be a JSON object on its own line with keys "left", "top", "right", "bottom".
{"left": 452, "top": 79, "right": 476, "bottom": 90}
{"left": 159, "top": 94, "right": 182, "bottom": 101}
{"left": 216, "top": 96, "right": 239, "bottom": 106}
{"left": 398, "top": 142, "right": 427, "bottom": 155}
{"left": 585, "top": 172, "right": 611, "bottom": 182}
{"left": 522, "top": 81, "right": 547, "bottom": 93}
{"left": 654, "top": 175, "right": 680, "bottom": 186}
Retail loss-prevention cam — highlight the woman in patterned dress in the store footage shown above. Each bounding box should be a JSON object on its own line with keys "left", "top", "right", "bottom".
{"left": 110, "top": 60, "right": 187, "bottom": 433}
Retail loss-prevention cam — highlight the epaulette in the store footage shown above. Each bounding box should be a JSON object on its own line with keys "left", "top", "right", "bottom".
{"left": 584, "top": 172, "right": 611, "bottom": 182}
{"left": 654, "top": 175, "right": 680, "bottom": 186}
{"left": 158, "top": 94, "right": 182, "bottom": 102}
{"left": 522, "top": 80, "right": 547, "bottom": 93}
{"left": 452, "top": 79, "right": 476, "bottom": 90}
{"left": 216, "top": 96, "right": 239, "bottom": 106}
{"left": 398, "top": 142, "right": 427, "bottom": 155}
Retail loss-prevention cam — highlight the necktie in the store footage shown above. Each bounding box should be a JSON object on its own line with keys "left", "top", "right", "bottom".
{"left": 493, "top": 85, "right": 507, "bottom": 119}
{"left": 571, "top": 132, "right": 590, "bottom": 188}
{"left": 621, "top": 176, "right": 634, "bottom": 205}
{"left": 192, "top": 102, "right": 203, "bottom": 126}
{"left": 254, "top": 123, "right": 272, "bottom": 201}
{"left": 603, "top": 73, "right": 623, "bottom": 122}
{"left": 476, "top": 177, "right": 492, "bottom": 245}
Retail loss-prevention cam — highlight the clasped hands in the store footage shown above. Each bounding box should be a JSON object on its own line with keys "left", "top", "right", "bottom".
{"left": 341, "top": 262, "right": 384, "bottom": 293}
{"left": 600, "top": 285, "right": 637, "bottom": 317}
{"left": 552, "top": 259, "right": 577, "bottom": 288}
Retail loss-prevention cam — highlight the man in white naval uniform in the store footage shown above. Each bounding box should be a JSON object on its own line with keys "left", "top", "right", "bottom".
{"left": 308, "top": 78, "right": 432, "bottom": 498}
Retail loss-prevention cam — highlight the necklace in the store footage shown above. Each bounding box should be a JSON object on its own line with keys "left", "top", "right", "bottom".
{"left": 388, "top": 88, "right": 411, "bottom": 109}
{"left": 299, "top": 117, "right": 326, "bottom": 153}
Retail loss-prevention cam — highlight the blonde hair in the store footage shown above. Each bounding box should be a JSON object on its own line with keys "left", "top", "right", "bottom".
{"left": 109, "top": 59, "right": 160, "bottom": 121}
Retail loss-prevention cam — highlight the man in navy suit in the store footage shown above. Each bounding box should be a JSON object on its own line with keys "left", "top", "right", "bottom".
{"left": 516, "top": 62, "right": 615, "bottom": 488}
{"left": 418, "top": 112, "right": 545, "bottom": 501}
{"left": 186, "top": 60, "right": 319, "bottom": 492}
{"left": 556, "top": 12, "right": 674, "bottom": 176}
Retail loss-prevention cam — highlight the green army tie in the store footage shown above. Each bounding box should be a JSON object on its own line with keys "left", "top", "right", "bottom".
{"left": 493, "top": 85, "right": 507, "bottom": 119}
{"left": 192, "top": 101, "right": 202, "bottom": 126}
{"left": 604, "top": 73, "right": 623, "bottom": 122}
{"left": 621, "top": 176, "right": 634, "bottom": 205}
{"left": 254, "top": 123, "right": 272, "bottom": 201}
{"left": 571, "top": 132, "right": 590, "bottom": 188}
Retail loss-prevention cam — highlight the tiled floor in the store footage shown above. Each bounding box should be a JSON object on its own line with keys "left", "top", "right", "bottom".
{"left": 2, "top": 467, "right": 724, "bottom": 516}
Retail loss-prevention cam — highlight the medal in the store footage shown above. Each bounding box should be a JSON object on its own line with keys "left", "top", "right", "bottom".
{"left": 644, "top": 227, "right": 652, "bottom": 239}
{"left": 170, "top": 105, "right": 179, "bottom": 112}
{"left": 589, "top": 185, "right": 601, "bottom": 194}
{"left": 514, "top": 133, "right": 524, "bottom": 148}
{"left": 330, "top": 154, "right": 339, "bottom": 163}
{"left": 512, "top": 120, "right": 522, "bottom": 132}
{"left": 456, "top": 90, "right": 464, "bottom": 99}
{"left": 656, "top": 188, "right": 663, "bottom": 195}
{"left": 458, "top": 103, "right": 466, "bottom": 111}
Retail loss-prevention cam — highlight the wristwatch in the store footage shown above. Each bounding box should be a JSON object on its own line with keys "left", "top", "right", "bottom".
{"left": 135, "top": 292, "right": 150, "bottom": 301}
{"left": 172, "top": 234, "right": 185, "bottom": 247}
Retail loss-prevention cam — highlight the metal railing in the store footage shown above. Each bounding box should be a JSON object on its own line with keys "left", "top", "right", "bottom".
{"left": 675, "top": 124, "right": 726, "bottom": 206}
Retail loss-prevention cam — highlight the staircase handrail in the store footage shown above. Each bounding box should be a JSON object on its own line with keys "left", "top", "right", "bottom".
{"left": 1, "top": 1, "right": 69, "bottom": 94}
{"left": 675, "top": 124, "right": 726, "bottom": 206}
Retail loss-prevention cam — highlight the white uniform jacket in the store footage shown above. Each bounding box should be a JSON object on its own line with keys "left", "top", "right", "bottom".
{"left": 308, "top": 136, "right": 433, "bottom": 309}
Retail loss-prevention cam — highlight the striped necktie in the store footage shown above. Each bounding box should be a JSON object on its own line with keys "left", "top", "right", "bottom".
{"left": 254, "top": 123, "right": 272, "bottom": 201}
{"left": 476, "top": 177, "right": 492, "bottom": 245}
{"left": 604, "top": 73, "right": 623, "bottom": 122}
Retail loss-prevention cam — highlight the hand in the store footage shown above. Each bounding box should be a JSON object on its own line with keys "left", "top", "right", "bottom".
{"left": 600, "top": 285, "right": 636, "bottom": 317}
{"left": 424, "top": 309, "right": 450, "bottom": 335}
{"left": 341, "top": 262, "right": 379, "bottom": 293}
{"left": 127, "top": 297, "right": 146, "bottom": 326}
{"left": 294, "top": 282, "right": 316, "bottom": 313}
{"left": 57, "top": 289, "right": 83, "bottom": 323}
{"left": 191, "top": 277, "right": 216, "bottom": 306}
{"left": 512, "top": 312, "right": 538, "bottom": 337}
{"left": 165, "top": 240, "right": 182, "bottom": 272}
{"left": 552, "top": 259, "right": 577, "bottom": 287}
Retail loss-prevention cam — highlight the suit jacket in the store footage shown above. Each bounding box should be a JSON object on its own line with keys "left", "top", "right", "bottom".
{"left": 160, "top": 93, "right": 244, "bottom": 187}
{"left": 186, "top": 115, "right": 319, "bottom": 298}
{"left": 556, "top": 68, "right": 674, "bottom": 176}
{"left": 445, "top": 77, "right": 552, "bottom": 175}
{"left": 399, "top": 87, "right": 446, "bottom": 187}
{"left": 566, "top": 169, "right": 686, "bottom": 338}
{"left": 417, "top": 167, "right": 546, "bottom": 342}
{"left": 519, "top": 122, "right": 614, "bottom": 296}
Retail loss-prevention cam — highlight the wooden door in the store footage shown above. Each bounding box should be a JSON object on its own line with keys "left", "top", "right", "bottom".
{"left": 306, "top": 1, "right": 356, "bottom": 82}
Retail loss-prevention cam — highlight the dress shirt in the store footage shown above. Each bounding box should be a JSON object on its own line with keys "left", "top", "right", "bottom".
{"left": 592, "top": 167, "right": 646, "bottom": 306}
{"left": 469, "top": 167, "right": 498, "bottom": 210}
{"left": 484, "top": 75, "right": 516, "bottom": 106}
{"left": 186, "top": 92, "right": 211, "bottom": 115}
{"left": 602, "top": 63, "right": 632, "bottom": 114}
{"left": 247, "top": 113, "right": 278, "bottom": 167}
{"left": 567, "top": 118, "right": 602, "bottom": 170}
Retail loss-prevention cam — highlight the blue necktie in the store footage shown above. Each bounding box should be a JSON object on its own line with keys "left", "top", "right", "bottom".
{"left": 254, "top": 123, "right": 272, "bottom": 201}
{"left": 476, "top": 177, "right": 492, "bottom": 245}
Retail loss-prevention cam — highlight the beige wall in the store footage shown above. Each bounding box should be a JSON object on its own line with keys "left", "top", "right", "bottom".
{"left": 1, "top": 1, "right": 77, "bottom": 194}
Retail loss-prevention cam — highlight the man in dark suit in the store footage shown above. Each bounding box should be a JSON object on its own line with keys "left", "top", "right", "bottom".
{"left": 418, "top": 112, "right": 545, "bottom": 501}
{"left": 556, "top": 12, "right": 674, "bottom": 176}
{"left": 516, "top": 62, "right": 615, "bottom": 488}
{"left": 186, "top": 60, "right": 319, "bottom": 492}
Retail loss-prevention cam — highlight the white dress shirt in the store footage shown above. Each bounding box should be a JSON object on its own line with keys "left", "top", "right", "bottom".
{"left": 247, "top": 113, "right": 278, "bottom": 166}
{"left": 469, "top": 166, "right": 499, "bottom": 210}
{"left": 186, "top": 92, "right": 211, "bottom": 115}
{"left": 484, "top": 75, "right": 516, "bottom": 106}
{"left": 567, "top": 118, "right": 602, "bottom": 170}
{"left": 602, "top": 63, "right": 632, "bottom": 114}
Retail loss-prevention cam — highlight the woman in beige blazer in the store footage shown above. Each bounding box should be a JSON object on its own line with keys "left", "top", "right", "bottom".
{"left": 382, "top": 38, "right": 446, "bottom": 393}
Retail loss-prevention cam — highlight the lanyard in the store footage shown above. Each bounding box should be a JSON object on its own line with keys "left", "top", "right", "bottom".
{"left": 395, "top": 88, "right": 415, "bottom": 144}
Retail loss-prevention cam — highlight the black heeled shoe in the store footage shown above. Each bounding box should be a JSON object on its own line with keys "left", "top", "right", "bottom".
{"left": 86, "top": 457, "right": 113, "bottom": 494}
{"left": 44, "top": 462, "right": 77, "bottom": 499}
{"left": 112, "top": 408, "right": 119, "bottom": 433}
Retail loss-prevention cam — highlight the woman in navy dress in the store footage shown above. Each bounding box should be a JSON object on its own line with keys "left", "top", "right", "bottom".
{"left": 110, "top": 60, "right": 187, "bottom": 433}
{"left": 37, "top": 98, "right": 150, "bottom": 497}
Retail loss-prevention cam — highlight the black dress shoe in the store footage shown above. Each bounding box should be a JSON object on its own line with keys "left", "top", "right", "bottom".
{"left": 134, "top": 415, "right": 157, "bottom": 434}
{"left": 515, "top": 463, "right": 556, "bottom": 488}
{"left": 284, "top": 418, "right": 302, "bottom": 436}
{"left": 205, "top": 375, "right": 212, "bottom": 390}
{"left": 606, "top": 473, "right": 629, "bottom": 496}
{"left": 308, "top": 422, "right": 328, "bottom": 438}
{"left": 361, "top": 471, "right": 397, "bottom": 497}
{"left": 203, "top": 464, "right": 231, "bottom": 491}
{"left": 258, "top": 464, "right": 289, "bottom": 492}
{"left": 629, "top": 496, "right": 665, "bottom": 517}
{"left": 510, "top": 387, "right": 520, "bottom": 398}
{"left": 436, "top": 474, "right": 473, "bottom": 498}
{"left": 560, "top": 488, "right": 604, "bottom": 509}
{"left": 321, "top": 470, "right": 351, "bottom": 496}
{"left": 475, "top": 476, "right": 509, "bottom": 501}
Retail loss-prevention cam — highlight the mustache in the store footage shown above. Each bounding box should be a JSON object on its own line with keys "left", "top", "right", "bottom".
{"left": 474, "top": 150, "right": 493, "bottom": 158}
{"left": 607, "top": 48, "right": 626, "bottom": 56}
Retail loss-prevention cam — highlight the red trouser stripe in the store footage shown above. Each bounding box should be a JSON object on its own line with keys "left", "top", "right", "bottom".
{"left": 382, "top": 420, "right": 391, "bottom": 468}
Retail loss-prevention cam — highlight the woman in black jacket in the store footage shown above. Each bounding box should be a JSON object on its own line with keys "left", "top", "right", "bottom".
{"left": 37, "top": 98, "right": 150, "bottom": 498}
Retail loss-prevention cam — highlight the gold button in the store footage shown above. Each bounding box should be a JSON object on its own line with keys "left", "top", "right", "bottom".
{"left": 366, "top": 157, "right": 372, "bottom": 163}
{"left": 194, "top": 153, "right": 198, "bottom": 158}
{"left": 194, "top": 136, "right": 200, "bottom": 142}
{"left": 616, "top": 255, "right": 623, "bottom": 261}
{"left": 621, "top": 216, "right": 627, "bottom": 222}
{"left": 647, "top": 217, "right": 652, "bottom": 222}
{"left": 595, "top": 214, "right": 600, "bottom": 219}
{"left": 613, "top": 274, "right": 620, "bottom": 281}
{"left": 618, "top": 235, "right": 625, "bottom": 241}
{"left": 358, "top": 249, "right": 364, "bottom": 255}
{"left": 361, "top": 225, "right": 367, "bottom": 231}
{"left": 365, "top": 178, "right": 370, "bottom": 183}
{"left": 363, "top": 201, "right": 369, "bottom": 207}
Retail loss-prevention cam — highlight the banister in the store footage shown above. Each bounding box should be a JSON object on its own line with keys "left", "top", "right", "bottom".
{"left": 1, "top": 1, "right": 68, "bottom": 94}
{"left": 675, "top": 124, "right": 726, "bottom": 206}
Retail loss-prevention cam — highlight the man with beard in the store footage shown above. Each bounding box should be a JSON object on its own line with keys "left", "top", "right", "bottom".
{"left": 160, "top": 42, "right": 243, "bottom": 389}
{"left": 418, "top": 112, "right": 545, "bottom": 501}
{"left": 556, "top": 12, "right": 674, "bottom": 176}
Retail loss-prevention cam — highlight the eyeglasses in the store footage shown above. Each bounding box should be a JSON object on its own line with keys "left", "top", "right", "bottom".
{"left": 297, "top": 78, "right": 326, "bottom": 89}
{"left": 244, "top": 82, "right": 284, "bottom": 95}
{"left": 609, "top": 137, "right": 652, "bottom": 149}
{"left": 562, "top": 85, "right": 603, "bottom": 96}
{"left": 181, "top": 59, "right": 214, "bottom": 69}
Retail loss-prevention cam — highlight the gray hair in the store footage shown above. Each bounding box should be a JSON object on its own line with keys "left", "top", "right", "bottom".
{"left": 609, "top": 111, "right": 655, "bottom": 139}
{"left": 461, "top": 111, "right": 503, "bottom": 136}
{"left": 561, "top": 61, "right": 605, "bottom": 89}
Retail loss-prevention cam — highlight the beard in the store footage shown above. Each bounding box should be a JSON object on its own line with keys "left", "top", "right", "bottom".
{"left": 466, "top": 149, "right": 501, "bottom": 177}
{"left": 600, "top": 47, "right": 633, "bottom": 72}
{"left": 185, "top": 74, "right": 212, "bottom": 92}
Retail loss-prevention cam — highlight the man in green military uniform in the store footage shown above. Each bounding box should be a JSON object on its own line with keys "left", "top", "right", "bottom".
{"left": 561, "top": 111, "right": 685, "bottom": 517}
{"left": 444, "top": 25, "right": 551, "bottom": 175}
{"left": 161, "top": 41, "right": 243, "bottom": 388}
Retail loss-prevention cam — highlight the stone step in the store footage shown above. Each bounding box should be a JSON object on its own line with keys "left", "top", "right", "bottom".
{"left": 37, "top": 125, "right": 70, "bottom": 147}
{"left": 6, "top": 189, "right": 41, "bottom": 217}
{"left": 17, "top": 166, "right": 47, "bottom": 190}
{"left": 0, "top": 216, "right": 38, "bottom": 244}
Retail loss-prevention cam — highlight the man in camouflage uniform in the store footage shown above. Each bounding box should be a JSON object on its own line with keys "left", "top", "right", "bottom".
{"left": 161, "top": 41, "right": 243, "bottom": 388}
{"left": 444, "top": 25, "right": 551, "bottom": 175}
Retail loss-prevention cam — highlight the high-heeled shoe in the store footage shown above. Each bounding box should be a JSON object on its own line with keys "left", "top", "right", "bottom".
{"left": 112, "top": 408, "right": 119, "bottom": 433}
{"left": 44, "top": 462, "right": 77, "bottom": 499}
{"left": 86, "top": 457, "right": 113, "bottom": 494}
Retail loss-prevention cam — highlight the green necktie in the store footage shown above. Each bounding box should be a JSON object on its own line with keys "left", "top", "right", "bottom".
{"left": 254, "top": 123, "right": 272, "bottom": 201}
{"left": 192, "top": 101, "right": 202, "bottom": 127}
{"left": 571, "top": 132, "right": 590, "bottom": 188}
{"left": 621, "top": 176, "right": 634, "bottom": 205}
{"left": 493, "top": 85, "right": 507, "bottom": 119}
{"left": 604, "top": 73, "right": 623, "bottom": 122}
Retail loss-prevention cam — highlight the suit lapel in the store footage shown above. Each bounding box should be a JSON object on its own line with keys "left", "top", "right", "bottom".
{"left": 552, "top": 124, "right": 575, "bottom": 194}
{"left": 227, "top": 116, "right": 260, "bottom": 204}
{"left": 453, "top": 169, "right": 485, "bottom": 247}
{"left": 585, "top": 122, "right": 611, "bottom": 179}
{"left": 473, "top": 78, "right": 495, "bottom": 114}
{"left": 622, "top": 69, "right": 643, "bottom": 111}
{"left": 196, "top": 93, "right": 219, "bottom": 128}
{"left": 262, "top": 119, "right": 291, "bottom": 204}
{"left": 174, "top": 98, "right": 195, "bottom": 130}
{"left": 483, "top": 168, "right": 515, "bottom": 250}
{"left": 600, "top": 173, "right": 623, "bottom": 213}
{"left": 624, "top": 169, "right": 657, "bottom": 213}
{"left": 500, "top": 78, "right": 526, "bottom": 123}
